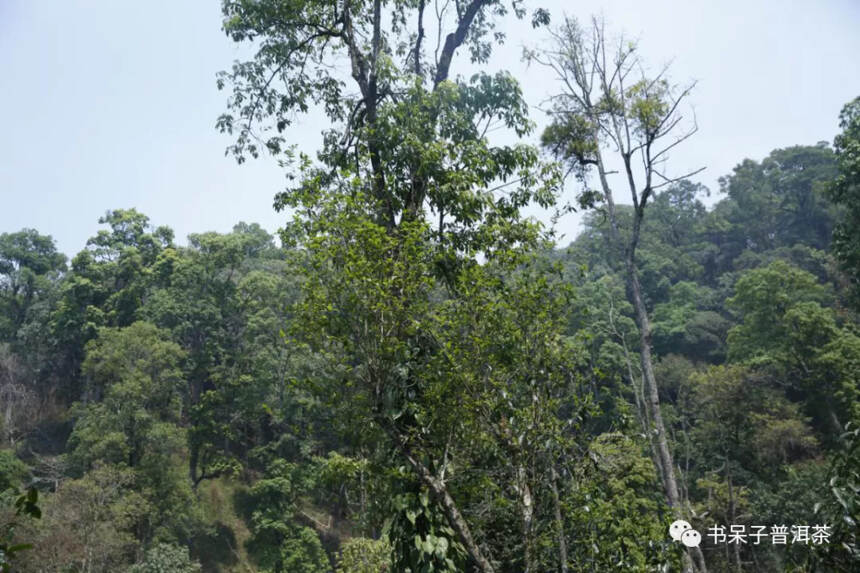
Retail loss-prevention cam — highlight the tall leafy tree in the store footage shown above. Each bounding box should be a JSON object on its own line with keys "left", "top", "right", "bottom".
{"left": 216, "top": 2, "right": 584, "bottom": 571}
{"left": 0, "top": 230, "right": 66, "bottom": 342}
{"left": 831, "top": 96, "right": 860, "bottom": 301}
{"left": 727, "top": 260, "right": 860, "bottom": 435}
{"left": 140, "top": 224, "right": 301, "bottom": 485}
{"left": 68, "top": 322, "right": 196, "bottom": 545}
{"left": 49, "top": 210, "right": 172, "bottom": 400}
{"left": 244, "top": 460, "right": 330, "bottom": 573}
{"left": 717, "top": 145, "right": 837, "bottom": 254}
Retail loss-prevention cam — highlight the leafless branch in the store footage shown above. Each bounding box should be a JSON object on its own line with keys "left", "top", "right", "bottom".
{"left": 652, "top": 166, "right": 707, "bottom": 189}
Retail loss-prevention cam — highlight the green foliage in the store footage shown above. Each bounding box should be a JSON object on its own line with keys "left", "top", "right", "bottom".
{"left": 385, "top": 487, "right": 466, "bottom": 572}
{"left": 540, "top": 112, "right": 598, "bottom": 184}
{"left": 246, "top": 5, "right": 575, "bottom": 563}
{"left": 20, "top": 464, "right": 146, "bottom": 572}
{"left": 245, "top": 460, "right": 330, "bottom": 573}
{"left": 652, "top": 281, "right": 727, "bottom": 360}
{"left": 217, "top": 0, "right": 549, "bottom": 163}
{"left": 0, "top": 451, "right": 28, "bottom": 493}
{"left": 717, "top": 144, "right": 838, "bottom": 253}
{"left": 728, "top": 261, "right": 860, "bottom": 433}
{"left": 687, "top": 365, "right": 818, "bottom": 479}
{"left": 0, "top": 487, "right": 40, "bottom": 572}
{"left": 275, "top": 527, "right": 331, "bottom": 573}
{"left": 0, "top": 229, "right": 66, "bottom": 342}
{"left": 727, "top": 260, "right": 830, "bottom": 361}
{"left": 566, "top": 433, "right": 678, "bottom": 571}
{"left": 817, "top": 423, "right": 860, "bottom": 566}
{"left": 138, "top": 223, "right": 300, "bottom": 485}
{"left": 0, "top": 7, "right": 857, "bottom": 572}
{"left": 750, "top": 461, "right": 829, "bottom": 570}
{"left": 283, "top": 176, "right": 587, "bottom": 567}
{"left": 129, "top": 543, "right": 201, "bottom": 573}
{"left": 830, "top": 97, "right": 860, "bottom": 302}
{"left": 45, "top": 209, "right": 173, "bottom": 400}
{"left": 313, "top": 452, "right": 387, "bottom": 537}
{"left": 69, "top": 321, "right": 186, "bottom": 471}
{"left": 335, "top": 537, "right": 391, "bottom": 573}
{"left": 67, "top": 322, "right": 197, "bottom": 545}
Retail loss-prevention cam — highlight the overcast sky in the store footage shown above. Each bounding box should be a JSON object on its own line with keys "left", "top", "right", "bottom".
{"left": 2, "top": 0, "right": 858, "bottom": 256}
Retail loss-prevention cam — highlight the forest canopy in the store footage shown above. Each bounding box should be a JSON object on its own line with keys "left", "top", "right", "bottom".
{"left": 1, "top": 2, "right": 858, "bottom": 573}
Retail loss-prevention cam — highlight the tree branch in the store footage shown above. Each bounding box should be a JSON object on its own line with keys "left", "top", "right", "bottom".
{"left": 414, "top": 0, "right": 426, "bottom": 75}
{"left": 434, "top": 0, "right": 490, "bottom": 86}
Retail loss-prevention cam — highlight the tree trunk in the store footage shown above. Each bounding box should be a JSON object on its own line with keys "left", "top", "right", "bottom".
{"left": 619, "top": 331, "right": 667, "bottom": 490}
{"left": 628, "top": 258, "right": 706, "bottom": 573}
{"left": 516, "top": 464, "right": 535, "bottom": 573}
{"left": 727, "top": 460, "right": 742, "bottom": 573}
{"left": 390, "top": 428, "right": 495, "bottom": 573}
{"left": 593, "top": 152, "right": 706, "bottom": 572}
{"left": 595, "top": 146, "right": 682, "bottom": 513}
{"left": 626, "top": 262, "right": 682, "bottom": 509}
{"left": 550, "top": 465, "right": 569, "bottom": 573}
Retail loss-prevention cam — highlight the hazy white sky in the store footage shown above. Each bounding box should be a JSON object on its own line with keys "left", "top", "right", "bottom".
{"left": 2, "top": 1, "right": 858, "bottom": 256}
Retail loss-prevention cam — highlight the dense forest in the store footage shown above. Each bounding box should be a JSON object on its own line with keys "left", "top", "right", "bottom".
{"left": 2, "top": 2, "right": 859, "bottom": 572}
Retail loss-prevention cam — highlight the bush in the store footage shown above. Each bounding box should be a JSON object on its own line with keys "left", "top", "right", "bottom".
{"left": 128, "top": 543, "right": 201, "bottom": 573}
{"left": 0, "top": 450, "right": 28, "bottom": 492}
{"left": 336, "top": 537, "right": 391, "bottom": 573}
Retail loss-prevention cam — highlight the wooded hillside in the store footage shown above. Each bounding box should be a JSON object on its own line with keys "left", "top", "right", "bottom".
{"left": 1, "top": 2, "right": 858, "bottom": 572}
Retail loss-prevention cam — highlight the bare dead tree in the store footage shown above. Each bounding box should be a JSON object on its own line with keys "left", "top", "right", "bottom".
{"left": 0, "top": 344, "right": 38, "bottom": 447}
{"left": 532, "top": 16, "right": 708, "bottom": 573}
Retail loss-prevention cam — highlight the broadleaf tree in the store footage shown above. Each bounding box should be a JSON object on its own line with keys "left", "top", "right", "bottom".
{"left": 216, "top": 1, "right": 598, "bottom": 571}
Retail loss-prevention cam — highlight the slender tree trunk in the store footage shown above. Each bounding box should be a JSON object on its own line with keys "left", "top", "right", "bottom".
{"left": 626, "top": 263, "right": 682, "bottom": 509}
{"left": 595, "top": 149, "right": 683, "bottom": 512}
{"left": 189, "top": 445, "right": 199, "bottom": 487}
{"left": 409, "top": 455, "right": 495, "bottom": 573}
{"left": 619, "top": 330, "right": 666, "bottom": 488}
{"left": 592, "top": 153, "right": 706, "bottom": 573}
{"left": 516, "top": 464, "right": 535, "bottom": 573}
{"left": 628, "top": 257, "right": 707, "bottom": 573}
{"left": 727, "top": 459, "right": 742, "bottom": 573}
{"left": 550, "top": 465, "right": 569, "bottom": 573}
{"left": 4, "top": 398, "right": 13, "bottom": 445}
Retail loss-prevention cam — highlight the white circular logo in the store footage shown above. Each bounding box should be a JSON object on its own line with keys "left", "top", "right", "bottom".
{"left": 669, "top": 519, "right": 692, "bottom": 541}
{"left": 681, "top": 529, "right": 702, "bottom": 548}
